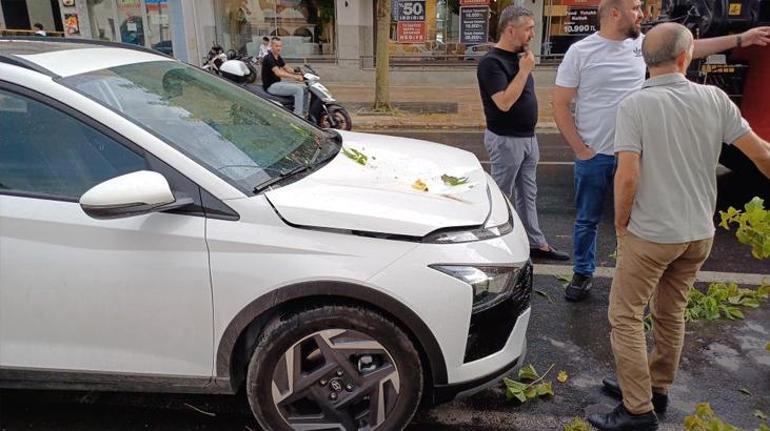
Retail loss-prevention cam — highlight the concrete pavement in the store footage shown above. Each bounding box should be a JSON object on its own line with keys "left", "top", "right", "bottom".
{"left": 327, "top": 83, "right": 558, "bottom": 131}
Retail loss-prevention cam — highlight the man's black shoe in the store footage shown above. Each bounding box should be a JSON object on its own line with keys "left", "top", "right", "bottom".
{"left": 530, "top": 246, "right": 570, "bottom": 261}
{"left": 565, "top": 273, "right": 592, "bottom": 302}
{"left": 587, "top": 403, "right": 659, "bottom": 431}
{"left": 602, "top": 377, "right": 669, "bottom": 415}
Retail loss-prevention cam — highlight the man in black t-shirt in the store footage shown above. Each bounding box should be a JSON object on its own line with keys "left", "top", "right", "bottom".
{"left": 261, "top": 37, "right": 308, "bottom": 117}
{"left": 477, "top": 5, "right": 568, "bottom": 261}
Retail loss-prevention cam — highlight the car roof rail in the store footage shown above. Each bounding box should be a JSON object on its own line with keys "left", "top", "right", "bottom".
{"left": 0, "top": 35, "right": 172, "bottom": 58}
{"left": 0, "top": 53, "right": 57, "bottom": 76}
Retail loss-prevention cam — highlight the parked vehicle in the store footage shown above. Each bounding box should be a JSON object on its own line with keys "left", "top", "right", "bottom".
{"left": 651, "top": 0, "right": 770, "bottom": 179}
{"left": 464, "top": 43, "right": 494, "bottom": 62}
{"left": 202, "top": 43, "right": 258, "bottom": 84}
{"left": 0, "top": 37, "right": 532, "bottom": 431}
{"left": 220, "top": 58, "right": 352, "bottom": 131}
{"left": 151, "top": 40, "right": 174, "bottom": 57}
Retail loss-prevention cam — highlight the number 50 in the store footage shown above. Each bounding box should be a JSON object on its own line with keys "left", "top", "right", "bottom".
{"left": 403, "top": 2, "right": 423, "bottom": 16}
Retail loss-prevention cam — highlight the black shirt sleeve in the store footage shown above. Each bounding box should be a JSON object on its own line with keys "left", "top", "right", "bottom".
{"left": 477, "top": 57, "right": 510, "bottom": 99}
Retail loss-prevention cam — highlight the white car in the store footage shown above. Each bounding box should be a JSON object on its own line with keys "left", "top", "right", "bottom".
{"left": 0, "top": 38, "right": 532, "bottom": 430}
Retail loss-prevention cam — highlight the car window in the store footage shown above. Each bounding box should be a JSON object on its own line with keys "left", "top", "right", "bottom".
{"left": 61, "top": 61, "right": 338, "bottom": 194}
{"left": 0, "top": 89, "right": 147, "bottom": 200}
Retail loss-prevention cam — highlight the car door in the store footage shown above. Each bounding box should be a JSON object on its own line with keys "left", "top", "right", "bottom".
{"left": 0, "top": 84, "right": 213, "bottom": 378}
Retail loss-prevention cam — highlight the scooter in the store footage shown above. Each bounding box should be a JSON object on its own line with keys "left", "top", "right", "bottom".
{"left": 219, "top": 59, "right": 352, "bottom": 131}
{"left": 202, "top": 44, "right": 258, "bottom": 83}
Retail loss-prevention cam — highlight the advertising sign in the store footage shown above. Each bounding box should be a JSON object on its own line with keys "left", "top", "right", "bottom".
{"left": 460, "top": 6, "right": 490, "bottom": 45}
{"left": 397, "top": 0, "right": 427, "bottom": 22}
{"left": 563, "top": 7, "right": 598, "bottom": 35}
{"left": 397, "top": 21, "right": 426, "bottom": 43}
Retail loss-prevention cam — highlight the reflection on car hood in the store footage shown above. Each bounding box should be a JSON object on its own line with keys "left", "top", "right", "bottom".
{"left": 265, "top": 131, "right": 490, "bottom": 237}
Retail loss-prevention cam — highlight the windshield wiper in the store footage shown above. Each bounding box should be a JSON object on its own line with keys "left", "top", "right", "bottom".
{"left": 253, "top": 164, "right": 310, "bottom": 194}
{"left": 253, "top": 146, "right": 321, "bottom": 194}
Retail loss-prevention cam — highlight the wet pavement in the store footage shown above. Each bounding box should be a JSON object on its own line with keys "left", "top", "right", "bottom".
{"left": 1, "top": 131, "right": 768, "bottom": 430}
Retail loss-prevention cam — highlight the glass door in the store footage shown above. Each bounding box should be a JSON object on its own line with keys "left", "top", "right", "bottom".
{"left": 116, "top": 0, "right": 148, "bottom": 46}
{"left": 87, "top": 0, "right": 119, "bottom": 41}
{"left": 145, "top": 0, "right": 173, "bottom": 55}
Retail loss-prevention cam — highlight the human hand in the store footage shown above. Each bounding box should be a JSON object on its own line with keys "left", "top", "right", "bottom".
{"left": 741, "top": 26, "right": 770, "bottom": 47}
{"left": 575, "top": 146, "right": 596, "bottom": 161}
{"left": 519, "top": 49, "right": 535, "bottom": 74}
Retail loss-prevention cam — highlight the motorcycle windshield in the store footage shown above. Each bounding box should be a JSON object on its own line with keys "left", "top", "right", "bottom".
{"left": 61, "top": 61, "right": 336, "bottom": 195}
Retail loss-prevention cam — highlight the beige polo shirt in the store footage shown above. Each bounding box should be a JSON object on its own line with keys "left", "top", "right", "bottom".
{"left": 614, "top": 73, "right": 751, "bottom": 244}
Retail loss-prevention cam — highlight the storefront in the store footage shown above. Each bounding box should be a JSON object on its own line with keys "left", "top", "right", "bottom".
{"left": 84, "top": 0, "right": 173, "bottom": 53}
{"left": 1, "top": 0, "right": 658, "bottom": 84}
{"left": 383, "top": 0, "right": 544, "bottom": 62}
{"left": 543, "top": 0, "right": 600, "bottom": 55}
{"left": 211, "top": 0, "right": 336, "bottom": 59}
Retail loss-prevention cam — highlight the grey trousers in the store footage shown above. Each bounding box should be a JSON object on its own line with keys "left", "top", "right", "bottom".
{"left": 483, "top": 130, "right": 547, "bottom": 248}
{"left": 268, "top": 81, "right": 309, "bottom": 117}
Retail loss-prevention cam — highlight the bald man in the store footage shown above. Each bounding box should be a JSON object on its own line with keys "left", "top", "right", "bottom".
{"left": 587, "top": 23, "right": 770, "bottom": 430}
{"left": 552, "top": 0, "right": 770, "bottom": 302}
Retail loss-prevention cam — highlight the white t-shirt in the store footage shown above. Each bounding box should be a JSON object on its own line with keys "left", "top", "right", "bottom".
{"left": 258, "top": 44, "right": 270, "bottom": 59}
{"left": 555, "top": 32, "right": 646, "bottom": 155}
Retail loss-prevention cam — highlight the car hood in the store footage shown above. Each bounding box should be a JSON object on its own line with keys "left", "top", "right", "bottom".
{"left": 265, "top": 131, "right": 491, "bottom": 237}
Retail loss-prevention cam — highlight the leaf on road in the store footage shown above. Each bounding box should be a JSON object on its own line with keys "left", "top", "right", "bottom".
{"left": 518, "top": 364, "right": 540, "bottom": 381}
{"left": 535, "top": 288, "right": 554, "bottom": 303}
{"left": 563, "top": 417, "right": 591, "bottom": 431}
{"left": 557, "top": 371, "right": 569, "bottom": 383}
{"left": 738, "top": 387, "right": 752, "bottom": 396}
{"left": 555, "top": 274, "right": 571, "bottom": 288}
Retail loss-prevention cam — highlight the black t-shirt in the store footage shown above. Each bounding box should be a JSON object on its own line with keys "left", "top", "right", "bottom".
{"left": 261, "top": 52, "right": 285, "bottom": 90}
{"left": 477, "top": 47, "right": 538, "bottom": 137}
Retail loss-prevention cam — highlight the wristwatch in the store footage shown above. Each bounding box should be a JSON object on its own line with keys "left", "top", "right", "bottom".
{"left": 737, "top": 34, "right": 743, "bottom": 48}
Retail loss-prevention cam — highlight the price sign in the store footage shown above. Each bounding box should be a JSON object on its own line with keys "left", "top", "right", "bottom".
{"left": 563, "top": 7, "right": 598, "bottom": 35}
{"left": 397, "top": 0, "right": 426, "bottom": 22}
{"left": 460, "top": 6, "right": 490, "bottom": 44}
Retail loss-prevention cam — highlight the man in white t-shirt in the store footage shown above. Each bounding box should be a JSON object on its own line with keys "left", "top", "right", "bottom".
{"left": 258, "top": 36, "right": 270, "bottom": 60}
{"left": 552, "top": 0, "right": 770, "bottom": 302}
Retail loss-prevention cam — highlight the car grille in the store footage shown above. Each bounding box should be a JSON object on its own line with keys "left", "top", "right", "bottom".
{"left": 463, "top": 260, "right": 533, "bottom": 363}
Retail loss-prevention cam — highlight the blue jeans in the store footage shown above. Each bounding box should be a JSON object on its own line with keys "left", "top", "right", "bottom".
{"left": 268, "top": 81, "right": 309, "bottom": 117}
{"left": 573, "top": 154, "right": 616, "bottom": 277}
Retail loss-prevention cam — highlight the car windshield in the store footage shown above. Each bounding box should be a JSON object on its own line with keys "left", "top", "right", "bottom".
{"left": 61, "top": 60, "right": 338, "bottom": 194}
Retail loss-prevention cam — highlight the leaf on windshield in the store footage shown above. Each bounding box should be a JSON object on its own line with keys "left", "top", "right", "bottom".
{"left": 412, "top": 179, "right": 428, "bottom": 192}
{"left": 342, "top": 147, "right": 368, "bottom": 165}
{"left": 441, "top": 174, "right": 469, "bottom": 186}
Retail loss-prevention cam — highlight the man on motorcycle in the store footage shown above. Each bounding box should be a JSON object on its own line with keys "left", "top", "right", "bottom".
{"left": 261, "top": 37, "right": 309, "bottom": 117}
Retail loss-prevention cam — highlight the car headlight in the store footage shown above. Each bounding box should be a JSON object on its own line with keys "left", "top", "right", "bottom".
{"left": 430, "top": 265, "right": 521, "bottom": 312}
{"left": 422, "top": 203, "right": 513, "bottom": 244}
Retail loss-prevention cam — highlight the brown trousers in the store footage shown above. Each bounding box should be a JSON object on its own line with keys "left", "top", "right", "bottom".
{"left": 609, "top": 231, "right": 713, "bottom": 414}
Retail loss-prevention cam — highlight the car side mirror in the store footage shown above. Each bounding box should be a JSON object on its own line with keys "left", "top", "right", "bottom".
{"left": 79, "top": 170, "right": 192, "bottom": 219}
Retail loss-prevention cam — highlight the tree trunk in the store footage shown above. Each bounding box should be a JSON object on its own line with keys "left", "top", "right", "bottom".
{"left": 374, "top": 0, "right": 391, "bottom": 110}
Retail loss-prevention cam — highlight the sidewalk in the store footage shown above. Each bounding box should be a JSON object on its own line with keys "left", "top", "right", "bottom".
{"left": 327, "top": 83, "right": 558, "bottom": 131}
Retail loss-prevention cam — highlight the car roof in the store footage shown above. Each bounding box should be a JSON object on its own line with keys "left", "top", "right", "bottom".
{"left": 0, "top": 37, "right": 173, "bottom": 78}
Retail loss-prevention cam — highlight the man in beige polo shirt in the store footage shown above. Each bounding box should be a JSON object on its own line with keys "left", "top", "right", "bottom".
{"left": 587, "top": 23, "right": 770, "bottom": 431}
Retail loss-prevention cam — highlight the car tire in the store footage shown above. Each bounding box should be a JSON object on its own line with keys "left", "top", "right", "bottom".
{"left": 246, "top": 305, "right": 423, "bottom": 431}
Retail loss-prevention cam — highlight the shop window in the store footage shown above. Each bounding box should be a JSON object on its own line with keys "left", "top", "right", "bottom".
{"left": 382, "top": 0, "right": 516, "bottom": 63}
{"left": 214, "top": 0, "right": 336, "bottom": 60}
{"left": 542, "top": 0, "right": 600, "bottom": 56}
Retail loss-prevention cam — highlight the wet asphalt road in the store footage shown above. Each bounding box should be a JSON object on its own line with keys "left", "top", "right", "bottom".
{"left": 1, "top": 131, "right": 768, "bottom": 430}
